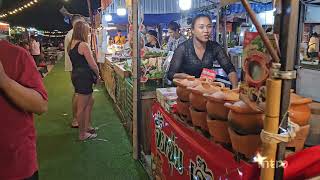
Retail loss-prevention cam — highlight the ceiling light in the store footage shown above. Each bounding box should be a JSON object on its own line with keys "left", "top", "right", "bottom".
{"left": 104, "top": 14, "right": 112, "bottom": 22}
{"left": 179, "top": 0, "right": 192, "bottom": 11}
{"left": 117, "top": 8, "right": 126, "bottom": 16}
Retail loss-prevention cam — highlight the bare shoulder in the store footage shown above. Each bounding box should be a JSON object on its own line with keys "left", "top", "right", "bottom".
{"left": 78, "top": 42, "right": 90, "bottom": 54}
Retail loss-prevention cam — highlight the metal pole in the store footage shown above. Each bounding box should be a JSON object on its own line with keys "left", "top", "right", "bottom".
{"left": 86, "top": 0, "right": 97, "bottom": 59}
{"left": 222, "top": 7, "right": 228, "bottom": 51}
{"left": 275, "top": 0, "right": 300, "bottom": 179}
{"left": 132, "top": 0, "right": 140, "bottom": 160}
{"left": 216, "top": 6, "right": 220, "bottom": 42}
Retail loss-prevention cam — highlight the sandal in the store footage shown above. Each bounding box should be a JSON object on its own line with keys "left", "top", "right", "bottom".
{"left": 71, "top": 124, "right": 79, "bottom": 128}
{"left": 79, "top": 133, "right": 97, "bottom": 141}
{"left": 71, "top": 121, "right": 79, "bottom": 128}
{"left": 87, "top": 127, "right": 98, "bottom": 134}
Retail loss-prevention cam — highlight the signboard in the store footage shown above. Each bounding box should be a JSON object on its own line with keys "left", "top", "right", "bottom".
{"left": 151, "top": 102, "right": 259, "bottom": 180}
{"left": 151, "top": 102, "right": 320, "bottom": 180}
{"left": 0, "top": 22, "right": 10, "bottom": 35}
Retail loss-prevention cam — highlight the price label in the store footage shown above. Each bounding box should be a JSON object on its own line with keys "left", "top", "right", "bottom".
{"left": 201, "top": 68, "right": 216, "bottom": 81}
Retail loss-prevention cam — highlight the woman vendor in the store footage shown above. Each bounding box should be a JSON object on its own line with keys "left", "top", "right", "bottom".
{"left": 167, "top": 14, "right": 238, "bottom": 89}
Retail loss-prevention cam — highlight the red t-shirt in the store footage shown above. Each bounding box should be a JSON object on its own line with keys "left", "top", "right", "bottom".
{"left": 0, "top": 40, "right": 48, "bottom": 180}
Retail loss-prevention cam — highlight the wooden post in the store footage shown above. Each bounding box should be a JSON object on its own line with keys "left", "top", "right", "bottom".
{"left": 261, "top": 79, "right": 282, "bottom": 180}
{"left": 132, "top": 0, "right": 140, "bottom": 160}
{"left": 275, "top": 1, "right": 300, "bottom": 179}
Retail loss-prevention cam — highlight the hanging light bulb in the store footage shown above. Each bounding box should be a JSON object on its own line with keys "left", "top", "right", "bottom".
{"left": 117, "top": 8, "right": 127, "bottom": 16}
{"left": 104, "top": 14, "right": 112, "bottom": 22}
{"left": 179, "top": 0, "right": 192, "bottom": 11}
{"left": 116, "top": 0, "right": 126, "bottom": 16}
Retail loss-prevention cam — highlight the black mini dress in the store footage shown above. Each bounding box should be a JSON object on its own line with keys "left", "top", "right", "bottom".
{"left": 69, "top": 42, "right": 95, "bottom": 95}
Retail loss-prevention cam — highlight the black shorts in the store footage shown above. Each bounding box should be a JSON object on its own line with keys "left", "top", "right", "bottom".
{"left": 71, "top": 70, "right": 94, "bottom": 95}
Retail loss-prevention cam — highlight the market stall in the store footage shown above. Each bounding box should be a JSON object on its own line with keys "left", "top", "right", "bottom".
{"left": 98, "top": 0, "right": 320, "bottom": 179}
{"left": 296, "top": 2, "right": 320, "bottom": 102}
{"left": 149, "top": 0, "right": 320, "bottom": 179}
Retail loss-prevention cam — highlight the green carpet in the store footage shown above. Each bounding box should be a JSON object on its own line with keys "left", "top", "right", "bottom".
{"left": 35, "top": 59, "right": 149, "bottom": 180}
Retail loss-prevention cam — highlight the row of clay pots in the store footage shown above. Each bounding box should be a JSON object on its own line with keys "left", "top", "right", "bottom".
{"left": 174, "top": 77, "right": 312, "bottom": 158}
{"left": 189, "top": 107, "right": 208, "bottom": 131}
{"left": 188, "top": 81, "right": 225, "bottom": 131}
{"left": 188, "top": 82, "right": 225, "bottom": 111}
{"left": 174, "top": 76, "right": 204, "bottom": 102}
{"left": 176, "top": 99, "right": 191, "bottom": 122}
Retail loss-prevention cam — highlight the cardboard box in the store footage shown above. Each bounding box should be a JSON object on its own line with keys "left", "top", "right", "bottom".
{"left": 156, "top": 87, "right": 177, "bottom": 109}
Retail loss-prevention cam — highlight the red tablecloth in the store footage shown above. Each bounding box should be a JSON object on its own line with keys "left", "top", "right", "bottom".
{"left": 151, "top": 102, "right": 320, "bottom": 180}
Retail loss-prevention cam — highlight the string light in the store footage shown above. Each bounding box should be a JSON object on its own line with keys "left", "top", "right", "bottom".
{"left": 0, "top": 0, "right": 40, "bottom": 19}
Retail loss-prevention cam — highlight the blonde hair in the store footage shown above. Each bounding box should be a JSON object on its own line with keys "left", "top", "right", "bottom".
{"left": 68, "top": 21, "right": 90, "bottom": 52}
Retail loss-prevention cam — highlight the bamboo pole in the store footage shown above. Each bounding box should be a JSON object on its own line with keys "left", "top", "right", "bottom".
{"left": 261, "top": 79, "right": 282, "bottom": 180}
{"left": 240, "top": 0, "right": 280, "bottom": 63}
{"left": 132, "top": 0, "right": 139, "bottom": 160}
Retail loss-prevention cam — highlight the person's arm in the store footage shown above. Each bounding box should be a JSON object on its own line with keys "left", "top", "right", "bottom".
{"left": 80, "top": 42, "right": 100, "bottom": 77}
{"left": 0, "top": 61, "right": 48, "bottom": 115}
{"left": 214, "top": 42, "right": 238, "bottom": 89}
{"left": 167, "top": 45, "right": 185, "bottom": 81}
{"left": 228, "top": 72, "right": 238, "bottom": 89}
{"left": 166, "top": 38, "right": 173, "bottom": 51}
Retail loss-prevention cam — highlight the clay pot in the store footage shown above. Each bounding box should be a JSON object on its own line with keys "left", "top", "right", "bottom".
{"left": 207, "top": 116, "right": 231, "bottom": 144}
{"left": 289, "top": 93, "right": 312, "bottom": 126}
{"left": 173, "top": 76, "right": 202, "bottom": 102}
{"left": 204, "top": 89, "right": 240, "bottom": 120}
{"left": 176, "top": 99, "right": 191, "bottom": 122}
{"left": 225, "top": 101, "right": 264, "bottom": 135}
{"left": 228, "top": 127, "right": 262, "bottom": 159}
{"left": 287, "top": 125, "right": 310, "bottom": 152}
{"left": 188, "top": 82, "right": 224, "bottom": 111}
{"left": 189, "top": 107, "right": 208, "bottom": 131}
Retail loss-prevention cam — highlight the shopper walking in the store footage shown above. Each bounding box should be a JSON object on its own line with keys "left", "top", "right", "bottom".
{"left": 30, "top": 35, "right": 41, "bottom": 66}
{"left": 67, "top": 21, "right": 100, "bottom": 140}
{"left": 0, "top": 38, "right": 48, "bottom": 180}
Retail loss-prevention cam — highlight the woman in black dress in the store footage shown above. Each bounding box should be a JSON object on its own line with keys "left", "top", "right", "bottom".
{"left": 167, "top": 14, "right": 238, "bottom": 89}
{"left": 68, "top": 21, "right": 100, "bottom": 140}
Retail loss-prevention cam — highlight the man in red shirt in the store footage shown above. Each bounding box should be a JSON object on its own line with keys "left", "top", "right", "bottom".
{"left": 0, "top": 39, "right": 48, "bottom": 180}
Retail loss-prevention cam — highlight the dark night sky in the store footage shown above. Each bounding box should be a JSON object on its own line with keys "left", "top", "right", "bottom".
{"left": 0, "top": 0, "right": 100, "bottom": 31}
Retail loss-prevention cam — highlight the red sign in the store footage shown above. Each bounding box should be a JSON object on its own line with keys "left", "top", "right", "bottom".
{"left": 201, "top": 68, "right": 216, "bottom": 81}
{"left": 151, "top": 102, "right": 320, "bottom": 180}
{"left": 151, "top": 102, "right": 259, "bottom": 180}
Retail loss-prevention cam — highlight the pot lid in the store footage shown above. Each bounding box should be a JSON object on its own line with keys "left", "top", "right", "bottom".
{"left": 205, "top": 89, "right": 240, "bottom": 102}
{"left": 224, "top": 100, "right": 262, "bottom": 114}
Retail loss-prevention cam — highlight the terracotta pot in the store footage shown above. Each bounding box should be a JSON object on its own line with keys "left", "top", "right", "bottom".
{"left": 204, "top": 89, "right": 240, "bottom": 120}
{"left": 173, "top": 76, "right": 202, "bottom": 102}
{"left": 287, "top": 125, "right": 310, "bottom": 152}
{"left": 189, "top": 107, "right": 208, "bottom": 131}
{"left": 228, "top": 127, "right": 262, "bottom": 159}
{"left": 289, "top": 93, "right": 312, "bottom": 126}
{"left": 225, "top": 101, "right": 264, "bottom": 135}
{"left": 188, "top": 82, "right": 224, "bottom": 111}
{"left": 207, "top": 116, "right": 231, "bottom": 144}
{"left": 176, "top": 99, "right": 191, "bottom": 122}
